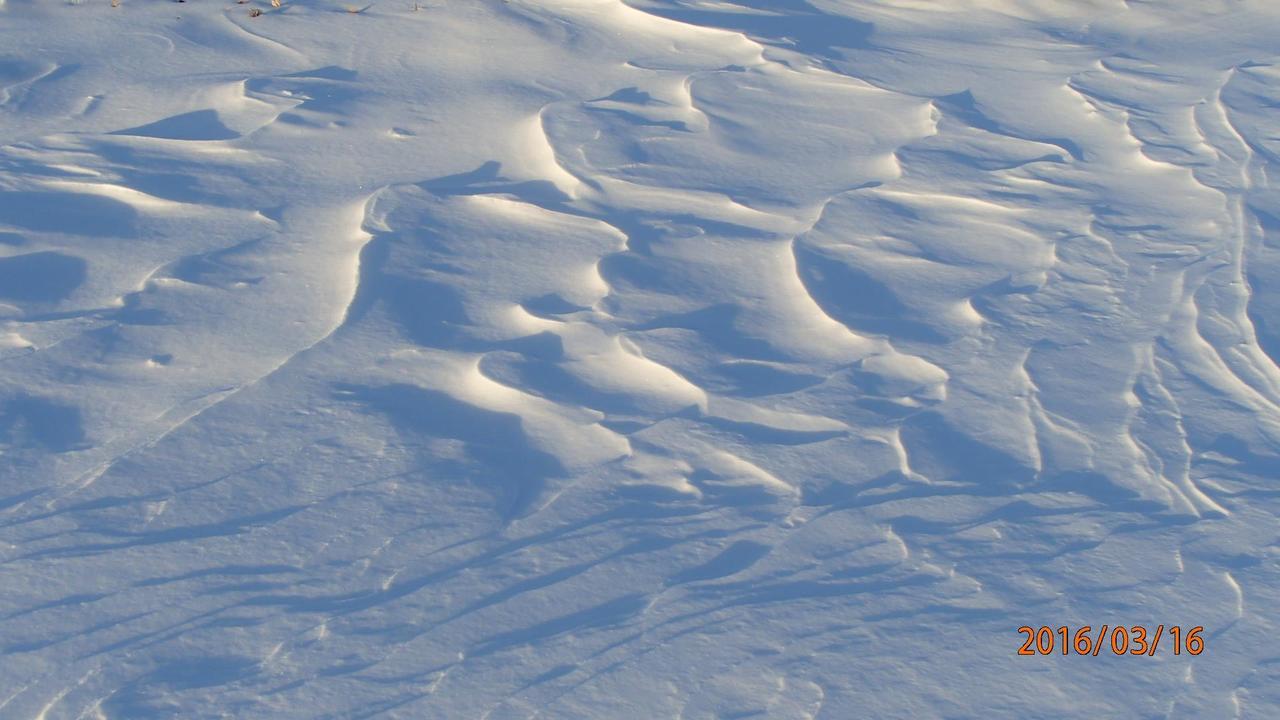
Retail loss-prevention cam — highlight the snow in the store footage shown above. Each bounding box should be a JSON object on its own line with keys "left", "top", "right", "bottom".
{"left": 1, "top": 0, "right": 1279, "bottom": 717}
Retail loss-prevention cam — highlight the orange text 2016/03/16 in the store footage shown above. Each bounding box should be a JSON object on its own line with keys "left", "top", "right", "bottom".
{"left": 1016, "top": 625, "right": 1204, "bottom": 657}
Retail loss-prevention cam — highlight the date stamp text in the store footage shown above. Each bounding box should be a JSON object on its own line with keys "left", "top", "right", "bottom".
{"left": 1017, "top": 625, "right": 1204, "bottom": 657}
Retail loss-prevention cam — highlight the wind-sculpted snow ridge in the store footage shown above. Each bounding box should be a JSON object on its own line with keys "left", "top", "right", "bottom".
{"left": 2, "top": 0, "right": 1279, "bottom": 717}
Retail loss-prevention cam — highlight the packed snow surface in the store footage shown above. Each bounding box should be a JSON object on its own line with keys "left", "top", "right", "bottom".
{"left": 2, "top": 0, "right": 1279, "bottom": 717}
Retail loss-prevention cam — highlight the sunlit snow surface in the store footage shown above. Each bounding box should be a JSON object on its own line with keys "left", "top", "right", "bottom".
{"left": 1, "top": 0, "right": 1279, "bottom": 717}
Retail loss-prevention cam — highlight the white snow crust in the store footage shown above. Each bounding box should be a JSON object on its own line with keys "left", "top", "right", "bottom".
{"left": 1, "top": 1, "right": 1279, "bottom": 717}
